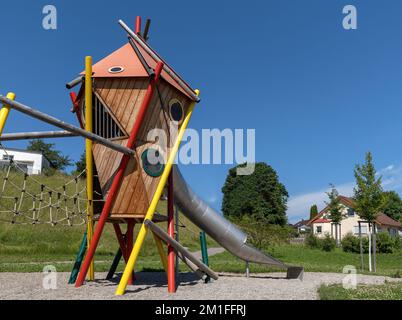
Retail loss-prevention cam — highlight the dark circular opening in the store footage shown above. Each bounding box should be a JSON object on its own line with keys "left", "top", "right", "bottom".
{"left": 169, "top": 101, "right": 183, "bottom": 122}
{"left": 108, "top": 66, "right": 124, "bottom": 74}
{"left": 141, "top": 148, "right": 165, "bottom": 177}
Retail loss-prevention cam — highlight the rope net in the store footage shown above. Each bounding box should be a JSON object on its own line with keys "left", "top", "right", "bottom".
{"left": 0, "top": 144, "right": 94, "bottom": 226}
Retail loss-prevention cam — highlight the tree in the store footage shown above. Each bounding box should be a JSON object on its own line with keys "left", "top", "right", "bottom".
{"left": 354, "top": 152, "right": 385, "bottom": 272}
{"left": 73, "top": 152, "right": 86, "bottom": 177}
{"left": 382, "top": 191, "right": 402, "bottom": 222}
{"left": 221, "top": 162, "right": 288, "bottom": 226}
{"left": 325, "top": 185, "right": 344, "bottom": 246}
{"left": 310, "top": 204, "right": 318, "bottom": 220}
{"left": 27, "top": 139, "right": 72, "bottom": 172}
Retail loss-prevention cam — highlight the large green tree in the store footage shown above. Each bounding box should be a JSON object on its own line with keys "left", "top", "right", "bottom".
{"left": 310, "top": 204, "right": 318, "bottom": 220}
{"left": 354, "top": 151, "right": 385, "bottom": 272}
{"left": 382, "top": 191, "right": 402, "bottom": 222}
{"left": 221, "top": 162, "right": 288, "bottom": 226}
{"left": 27, "top": 139, "right": 72, "bottom": 171}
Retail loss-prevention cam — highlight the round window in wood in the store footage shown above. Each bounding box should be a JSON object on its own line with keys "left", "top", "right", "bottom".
{"left": 108, "top": 66, "right": 124, "bottom": 74}
{"left": 169, "top": 99, "right": 184, "bottom": 123}
{"left": 141, "top": 148, "right": 165, "bottom": 177}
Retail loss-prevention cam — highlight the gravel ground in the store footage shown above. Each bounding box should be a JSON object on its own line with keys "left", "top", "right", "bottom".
{"left": 1, "top": 271, "right": 400, "bottom": 300}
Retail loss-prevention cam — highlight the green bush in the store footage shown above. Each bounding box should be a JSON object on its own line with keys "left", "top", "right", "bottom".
{"left": 305, "top": 233, "right": 321, "bottom": 249}
{"left": 230, "top": 215, "right": 293, "bottom": 249}
{"left": 305, "top": 233, "right": 336, "bottom": 251}
{"left": 393, "top": 236, "right": 401, "bottom": 250}
{"left": 341, "top": 233, "right": 369, "bottom": 253}
{"left": 376, "top": 232, "right": 395, "bottom": 254}
{"left": 321, "top": 234, "right": 336, "bottom": 252}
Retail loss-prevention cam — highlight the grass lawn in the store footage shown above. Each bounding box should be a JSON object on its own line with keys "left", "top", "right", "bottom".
{"left": 1, "top": 172, "right": 401, "bottom": 279}
{"left": 318, "top": 282, "right": 402, "bottom": 300}
{"left": 209, "top": 246, "right": 402, "bottom": 277}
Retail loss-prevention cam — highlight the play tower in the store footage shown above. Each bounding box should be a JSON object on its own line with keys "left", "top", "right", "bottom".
{"left": 0, "top": 16, "right": 303, "bottom": 296}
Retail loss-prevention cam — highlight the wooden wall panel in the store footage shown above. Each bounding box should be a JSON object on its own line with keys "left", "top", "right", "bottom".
{"left": 91, "top": 77, "right": 193, "bottom": 217}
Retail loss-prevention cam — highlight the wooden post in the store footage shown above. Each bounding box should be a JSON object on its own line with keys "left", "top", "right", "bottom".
{"left": 372, "top": 222, "right": 377, "bottom": 273}
{"left": 359, "top": 221, "right": 363, "bottom": 271}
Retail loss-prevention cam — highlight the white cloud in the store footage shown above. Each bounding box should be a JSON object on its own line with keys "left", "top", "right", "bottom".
{"left": 287, "top": 182, "right": 355, "bottom": 224}
{"left": 287, "top": 164, "right": 402, "bottom": 224}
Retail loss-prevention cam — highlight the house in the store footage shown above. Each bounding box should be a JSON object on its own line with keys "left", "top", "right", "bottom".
{"left": 292, "top": 219, "right": 311, "bottom": 234}
{"left": 0, "top": 147, "right": 50, "bottom": 175}
{"left": 308, "top": 195, "right": 402, "bottom": 239}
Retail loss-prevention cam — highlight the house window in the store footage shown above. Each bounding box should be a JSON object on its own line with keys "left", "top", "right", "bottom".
{"left": 347, "top": 208, "right": 355, "bottom": 217}
{"left": 316, "top": 226, "right": 322, "bottom": 234}
{"left": 2, "top": 155, "right": 14, "bottom": 161}
{"left": 82, "top": 93, "right": 127, "bottom": 140}
{"left": 353, "top": 226, "right": 367, "bottom": 234}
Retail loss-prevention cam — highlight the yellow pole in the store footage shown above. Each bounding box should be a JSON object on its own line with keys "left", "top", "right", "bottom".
{"left": 85, "top": 56, "right": 95, "bottom": 280}
{"left": 115, "top": 90, "right": 200, "bottom": 295}
{"left": 0, "top": 92, "right": 16, "bottom": 136}
{"left": 152, "top": 232, "right": 168, "bottom": 274}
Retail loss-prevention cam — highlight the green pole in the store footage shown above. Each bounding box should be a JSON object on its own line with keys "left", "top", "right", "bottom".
{"left": 68, "top": 232, "right": 88, "bottom": 284}
{"left": 106, "top": 248, "right": 123, "bottom": 280}
{"left": 199, "top": 231, "right": 210, "bottom": 283}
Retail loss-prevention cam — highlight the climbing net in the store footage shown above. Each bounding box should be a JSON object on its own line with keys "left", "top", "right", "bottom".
{"left": 0, "top": 144, "right": 90, "bottom": 226}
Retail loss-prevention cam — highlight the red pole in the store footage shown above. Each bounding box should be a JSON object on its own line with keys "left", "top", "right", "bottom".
{"left": 135, "top": 16, "right": 142, "bottom": 35}
{"left": 167, "top": 172, "right": 176, "bottom": 293}
{"left": 113, "top": 224, "right": 128, "bottom": 260}
{"left": 113, "top": 223, "right": 135, "bottom": 284}
{"left": 75, "top": 62, "right": 164, "bottom": 287}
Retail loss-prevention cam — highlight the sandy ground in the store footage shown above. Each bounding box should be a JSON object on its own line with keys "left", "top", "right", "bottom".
{"left": 0, "top": 271, "right": 400, "bottom": 300}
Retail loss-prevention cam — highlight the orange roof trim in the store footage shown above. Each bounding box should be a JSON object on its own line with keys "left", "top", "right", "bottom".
{"left": 81, "top": 40, "right": 195, "bottom": 100}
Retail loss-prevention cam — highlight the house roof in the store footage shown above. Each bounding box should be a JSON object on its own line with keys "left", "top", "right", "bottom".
{"left": 82, "top": 40, "right": 196, "bottom": 100}
{"left": 376, "top": 213, "right": 402, "bottom": 228}
{"left": 314, "top": 218, "right": 331, "bottom": 223}
{"left": 293, "top": 219, "right": 310, "bottom": 228}
{"left": 308, "top": 195, "right": 402, "bottom": 229}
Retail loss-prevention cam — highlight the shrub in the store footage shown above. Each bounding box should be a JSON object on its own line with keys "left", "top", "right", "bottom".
{"left": 393, "top": 236, "right": 401, "bottom": 250}
{"left": 376, "top": 232, "right": 395, "bottom": 254}
{"left": 305, "top": 233, "right": 321, "bottom": 249}
{"left": 342, "top": 233, "right": 361, "bottom": 253}
{"left": 321, "top": 234, "right": 336, "bottom": 252}
{"left": 230, "top": 215, "right": 293, "bottom": 249}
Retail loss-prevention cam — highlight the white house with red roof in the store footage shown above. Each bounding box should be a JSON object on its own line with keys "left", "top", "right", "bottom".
{"left": 308, "top": 195, "right": 402, "bottom": 239}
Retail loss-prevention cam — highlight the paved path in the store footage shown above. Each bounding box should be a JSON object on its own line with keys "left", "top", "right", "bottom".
{"left": 1, "top": 271, "right": 400, "bottom": 300}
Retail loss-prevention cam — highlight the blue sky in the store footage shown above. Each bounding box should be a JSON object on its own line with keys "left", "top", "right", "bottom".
{"left": 1, "top": 1, "right": 402, "bottom": 223}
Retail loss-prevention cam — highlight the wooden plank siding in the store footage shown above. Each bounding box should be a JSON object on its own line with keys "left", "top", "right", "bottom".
{"left": 89, "top": 77, "right": 192, "bottom": 217}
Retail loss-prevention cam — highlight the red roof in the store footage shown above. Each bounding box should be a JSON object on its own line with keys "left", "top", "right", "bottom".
{"left": 314, "top": 218, "right": 331, "bottom": 223}
{"left": 376, "top": 213, "right": 401, "bottom": 228}
{"left": 82, "top": 41, "right": 196, "bottom": 100}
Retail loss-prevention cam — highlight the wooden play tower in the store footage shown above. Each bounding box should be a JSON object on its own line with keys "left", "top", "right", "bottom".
{"left": 71, "top": 17, "right": 204, "bottom": 295}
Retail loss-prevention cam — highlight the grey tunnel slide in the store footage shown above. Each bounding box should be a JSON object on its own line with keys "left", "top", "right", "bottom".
{"left": 172, "top": 165, "right": 304, "bottom": 280}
